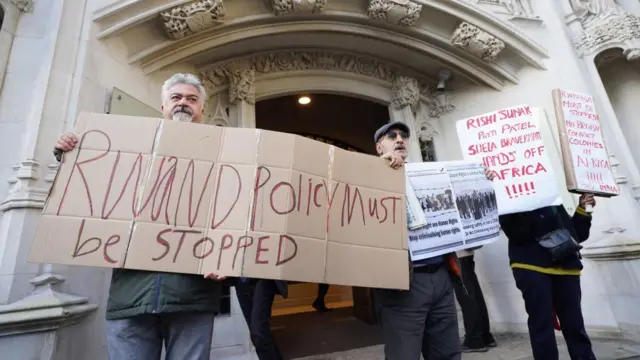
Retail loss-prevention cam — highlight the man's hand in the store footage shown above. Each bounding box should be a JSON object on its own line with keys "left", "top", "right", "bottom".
{"left": 484, "top": 166, "right": 498, "bottom": 181}
{"left": 55, "top": 132, "right": 78, "bottom": 152}
{"left": 381, "top": 152, "right": 404, "bottom": 170}
{"left": 579, "top": 193, "right": 596, "bottom": 209}
{"left": 204, "top": 273, "right": 227, "bottom": 281}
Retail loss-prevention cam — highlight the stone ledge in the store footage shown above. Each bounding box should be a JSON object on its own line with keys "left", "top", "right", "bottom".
{"left": 0, "top": 274, "right": 98, "bottom": 337}
{"left": 582, "top": 230, "right": 640, "bottom": 261}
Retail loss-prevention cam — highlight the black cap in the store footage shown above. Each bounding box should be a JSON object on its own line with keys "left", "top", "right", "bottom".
{"left": 374, "top": 121, "right": 410, "bottom": 143}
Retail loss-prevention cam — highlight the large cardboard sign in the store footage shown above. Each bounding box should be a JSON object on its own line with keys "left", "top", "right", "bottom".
{"left": 456, "top": 105, "right": 562, "bottom": 215}
{"left": 29, "top": 113, "right": 410, "bottom": 290}
{"left": 405, "top": 162, "right": 500, "bottom": 260}
{"left": 552, "top": 89, "right": 619, "bottom": 196}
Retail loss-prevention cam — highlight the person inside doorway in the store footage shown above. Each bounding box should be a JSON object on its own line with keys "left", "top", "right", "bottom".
{"left": 53, "top": 73, "right": 226, "bottom": 360}
{"left": 372, "top": 120, "right": 497, "bottom": 360}
{"left": 453, "top": 248, "right": 496, "bottom": 353}
{"left": 236, "top": 278, "right": 288, "bottom": 360}
{"left": 499, "top": 194, "right": 597, "bottom": 360}
{"left": 313, "top": 284, "right": 331, "bottom": 312}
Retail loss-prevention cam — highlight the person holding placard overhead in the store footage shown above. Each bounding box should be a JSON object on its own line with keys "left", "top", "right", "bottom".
{"left": 498, "top": 193, "right": 597, "bottom": 360}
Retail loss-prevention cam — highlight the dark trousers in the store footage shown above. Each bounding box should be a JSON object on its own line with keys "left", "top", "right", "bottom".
{"left": 317, "top": 283, "right": 329, "bottom": 301}
{"left": 513, "top": 269, "right": 595, "bottom": 360}
{"left": 236, "top": 280, "right": 284, "bottom": 360}
{"left": 453, "top": 255, "right": 494, "bottom": 348}
{"left": 375, "top": 266, "right": 461, "bottom": 360}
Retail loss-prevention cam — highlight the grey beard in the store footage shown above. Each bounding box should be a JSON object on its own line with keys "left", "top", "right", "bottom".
{"left": 172, "top": 112, "right": 193, "bottom": 122}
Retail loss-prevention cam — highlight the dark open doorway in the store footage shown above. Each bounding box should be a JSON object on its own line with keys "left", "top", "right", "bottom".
{"left": 255, "top": 93, "right": 389, "bottom": 359}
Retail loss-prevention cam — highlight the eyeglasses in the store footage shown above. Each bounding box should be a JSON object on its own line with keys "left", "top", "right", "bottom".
{"left": 385, "top": 130, "right": 409, "bottom": 140}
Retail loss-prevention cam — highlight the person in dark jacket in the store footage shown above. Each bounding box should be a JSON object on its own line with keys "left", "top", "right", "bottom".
{"left": 499, "top": 194, "right": 597, "bottom": 360}
{"left": 53, "top": 73, "right": 224, "bottom": 360}
{"left": 235, "top": 279, "right": 288, "bottom": 360}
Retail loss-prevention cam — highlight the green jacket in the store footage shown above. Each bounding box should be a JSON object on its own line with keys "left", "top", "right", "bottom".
{"left": 54, "top": 149, "right": 222, "bottom": 321}
{"left": 105, "top": 269, "right": 221, "bottom": 320}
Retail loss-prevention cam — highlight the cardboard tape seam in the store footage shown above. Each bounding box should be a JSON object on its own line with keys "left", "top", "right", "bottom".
{"left": 121, "top": 119, "right": 166, "bottom": 268}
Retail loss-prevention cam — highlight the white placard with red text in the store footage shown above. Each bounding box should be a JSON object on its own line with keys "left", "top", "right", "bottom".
{"left": 456, "top": 105, "right": 562, "bottom": 215}
{"left": 552, "top": 89, "right": 619, "bottom": 196}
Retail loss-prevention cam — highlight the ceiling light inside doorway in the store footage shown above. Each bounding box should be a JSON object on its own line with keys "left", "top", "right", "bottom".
{"left": 298, "top": 96, "right": 311, "bottom": 105}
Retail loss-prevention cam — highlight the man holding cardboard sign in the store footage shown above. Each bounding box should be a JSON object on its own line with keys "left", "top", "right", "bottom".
{"left": 373, "top": 121, "right": 496, "bottom": 360}
{"left": 53, "top": 74, "right": 224, "bottom": 360}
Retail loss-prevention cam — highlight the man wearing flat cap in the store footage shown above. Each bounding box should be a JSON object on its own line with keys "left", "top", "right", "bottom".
{"left": 373, "top": 121, "right": 494, "bottom": 360}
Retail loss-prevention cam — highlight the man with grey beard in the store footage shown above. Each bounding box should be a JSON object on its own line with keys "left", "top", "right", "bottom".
{"left": 53, "top": 74, "right": 225, "bottom": 360}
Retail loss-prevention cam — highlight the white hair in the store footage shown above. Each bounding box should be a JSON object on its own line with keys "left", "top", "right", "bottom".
{"left": 161, "top": 73, "right": 207, "bottom": 104}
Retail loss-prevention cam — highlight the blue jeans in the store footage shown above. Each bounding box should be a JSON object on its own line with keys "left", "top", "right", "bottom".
{"left": 106, "top": 312, "right": 215, "bottom": 360}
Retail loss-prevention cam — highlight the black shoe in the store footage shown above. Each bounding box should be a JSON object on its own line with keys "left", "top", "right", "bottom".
{"left": 461, "top": 344, "right": 489, "bottom": 353}
{"left": 484, "top": 334, "right": 497, "bottom": 348}
{"left": 312, "top": 300, "right": 331, "bottom": 313}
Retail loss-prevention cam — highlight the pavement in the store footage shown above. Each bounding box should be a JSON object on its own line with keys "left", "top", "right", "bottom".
{"left": 294, "top": 333, "right": 640, "bottom": 360}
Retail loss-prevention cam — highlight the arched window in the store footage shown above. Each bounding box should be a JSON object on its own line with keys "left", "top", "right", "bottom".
{"left": 420, "top": 138, "right": 436, "bottom": 162}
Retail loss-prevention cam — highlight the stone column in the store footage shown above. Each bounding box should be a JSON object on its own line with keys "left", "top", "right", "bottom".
{"left": 389, "top": 76, "right": 423, "bottom": 162}
{"left": 227, "top": 65, "right": 256, "bottom": 129}
{"left": 0, "top": 0, "right": 99, "bottom": 357}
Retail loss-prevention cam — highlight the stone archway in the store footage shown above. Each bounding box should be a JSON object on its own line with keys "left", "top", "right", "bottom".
{"left": 197, "top": 50, "right": 450, "bottom": 162}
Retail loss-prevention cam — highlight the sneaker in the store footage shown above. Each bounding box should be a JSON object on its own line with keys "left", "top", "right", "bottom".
{"left": 461, "top": 344, "right": 489, "bottom": 353}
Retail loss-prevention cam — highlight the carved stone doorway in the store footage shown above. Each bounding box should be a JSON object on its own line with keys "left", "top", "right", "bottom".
{"left": 256, "top": 93, "right": 388, "bottom": 358}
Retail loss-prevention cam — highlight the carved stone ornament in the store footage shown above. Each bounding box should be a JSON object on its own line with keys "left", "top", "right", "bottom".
{"left": 0, "top": 159, "right": 49, "bottom": 212}
{"left": 391, "top": 76, "right": 419, "bottom": 110}
{"left": 475, "top": 0, "right": 540, "bottom": 21}
{"left": 272, "top": 0, "right": 327, "bottom": 15}
{"left": 226, "top": 65, "right": 256, "bottom": 105}
{"left": 451, "top": 22, "right": 505, "bottom": 62}
{"left": 161, "top": 0, "right": 225, "bottom": 40}
{"left": 418, "top": 80, "right": 455, "bottom": 118}
{"left": 199, "top": 51, "right": 455, "bottom": 117}
{"left": 207, "top": 94, "right": 231, "bottom": 126}
{"left": 581, "top": 227, "right": 640, "bottom": 261}
{"left": 367, "top": 0, "right": 423, "bottom": 27}
{"left": 9, "top": 0, "right": 34, "bottom": 12}
{"left": 0, "top": 274, "right": 98, "bottom": 336}
{"left": 574, "top": 13, "right": 640, "bottom": 60}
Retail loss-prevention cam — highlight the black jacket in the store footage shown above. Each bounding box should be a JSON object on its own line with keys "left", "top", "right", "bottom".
{"left": 499, "top": 205, "right": 592, "bottom": 270}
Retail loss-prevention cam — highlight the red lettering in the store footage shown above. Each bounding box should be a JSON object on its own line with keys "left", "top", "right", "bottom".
{"left": 368, "top": 198, "right": 379, "bottom": 220}
{"left": 466, "top": 113, "right": 497, "bottom": 129}
{"left": 233, "top": 236, "right": 254, "bottom": 270}
{"left": 153, "top": 228, "right": 173, "bottom": 261}
{"left": 380, "top": 197, "right": 401, "bottom": 224}
{"left": 58, "top": 130, "right": 111, "bottom": 216}
{"left": 147, "top": 157, "right": 178, "bottom": 225}
{"left": 467, "top": 142, "right": 496, "bottom": 156}
{"left": 72, "top": 219, "right": 101, "bottom": 258}
{"left": 171, "top": 229, "right": 199, "bottom": 263}
{"left": 270, "top": 182, "right": 296, "bottom": 215}
{"left": 341, "top": 184, "right": 366, "bottom": 226}
{"left": 211, "top": 165, "right": 242, "bottom": 229}
{"left": 276, "top": 235, "right": 298, "bottom": 266}
{"left": 174, "top": 160, "right": 215, "bottom": 227}
{"left": 102, "top": 152, "right": 144, "bottom": 219}
{"left": 103, "top": 235, "right": 120, "bottom": 264}
{"left": 193, "top": 237, "right": 215, "bottom": 259}
{"left": 217, "top": 234, "right": 234, "bottom": 270}
{"left": 255, "top": 236, "right": 270, "bottom": 264}
{"left": 249, "top": 166, "right": 271, "bottom": 231}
